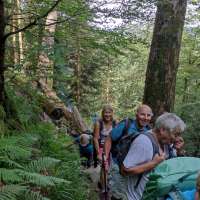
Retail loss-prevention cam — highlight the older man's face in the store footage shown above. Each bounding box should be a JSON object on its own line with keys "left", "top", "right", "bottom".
{"left": 159, "top": 128, "right": 181, "bottom": 145}
{"left": 136, "top": 106, "right": 152, "bottom": 128}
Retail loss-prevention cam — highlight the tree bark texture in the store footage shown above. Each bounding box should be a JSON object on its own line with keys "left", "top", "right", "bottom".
{"left": 38, "top": 80, "right": 88, "bottom": 133}
{"left": 0, "top": 0, "right": 5, "bottom": 104}
{"left": 143, "top": 0, "right": 187, "bottom": 119}
{"left": 38, "top": 10, "right": 58, "bottom": 89}
{"left": 16, "top": 0, "right": 24, "bottom": 63}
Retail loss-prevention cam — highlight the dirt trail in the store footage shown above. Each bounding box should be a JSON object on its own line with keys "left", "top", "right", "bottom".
{"left": 83, "top": 165, "right": 100, "bottom": 200}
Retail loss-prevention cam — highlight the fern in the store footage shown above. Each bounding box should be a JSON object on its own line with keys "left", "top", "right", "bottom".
{"left": 25, "top": 157, "right": 61, "bottom": 173}
{"left": 0, "top": 169, "right": 22, "bottom": 183}
{"left": 0, "top": 134, "right": 41, "bottom": 162}
{"left": 18, "top": 170, "right": 69, "bottom": 187}
{"left": 0, "top": 145, "right": 32, "bottom": 161}
{"left": 0, "top": 185, "right": 27, "bottom": 200}
{"left": 23, "top": 190, "right": 50, "bottom": 200}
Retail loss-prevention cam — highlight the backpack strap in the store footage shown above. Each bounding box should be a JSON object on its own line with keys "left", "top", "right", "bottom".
{"left": 99, "top": 119, "right": 116, "bottom": 133}
{"left": 144, "top": 133, "right": 160, "bottom": 157}
{"left": 99, "top": 119, "right": 104, "bottom": 133}
{"left": 123, "top": 118, "right": 130, "bottom": 136}
{"left": 112, "top": 120, "right": 117, "bottom": 128}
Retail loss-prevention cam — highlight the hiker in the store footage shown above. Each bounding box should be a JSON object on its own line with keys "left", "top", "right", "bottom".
{"left": 93, "top": 105, "right": 116, "bottom": 192}
{"left": 78, "top": 133, "right": 93, "bottom": 168}
{"left": 121, "top": 113, "right": 186, "bottom": 200}
{"left": 104, "top": 104, "right": 153, "bottom": 200}
{"left": 173, "top": 136, "right": 186, "bottom": 157}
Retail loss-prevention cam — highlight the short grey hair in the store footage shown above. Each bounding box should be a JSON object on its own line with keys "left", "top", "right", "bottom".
{"left": 155, "top": 113, "right": 186, "bottom": 133}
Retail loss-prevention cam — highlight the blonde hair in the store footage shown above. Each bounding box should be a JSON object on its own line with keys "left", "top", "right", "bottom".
{"left": 102, "top": 104, "right": 113, "bottom": 113}
{"left": 101, "top": 104, "right": 114, "bottom": 121}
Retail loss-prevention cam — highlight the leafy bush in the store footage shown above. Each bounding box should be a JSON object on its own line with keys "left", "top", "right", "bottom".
{"left": 0, "top": 123, "right": 88, "bottom": 200}
{"left": 176, "top": 103, "right": 200, "bottom": 157}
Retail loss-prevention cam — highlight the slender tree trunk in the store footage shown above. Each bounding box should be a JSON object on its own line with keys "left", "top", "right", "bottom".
{"left": 38, "top": 10, "right": 58, "bottom": 89}
{"left": 71, "top": 34, "right": 81, "bottom": 105}
{"left": 105, "top": 56, "right": 111, "bottom": 103}
{"left": 16, "top": 0, "right": 24, "bottom": 63}
{"left": 75, "top": 46, "right": 81, "bottom": 104}
{"left": 0, "top": 0, "right": 5, "bottom": 104}
{"left": 182, "top": 78, "right": 188, "bottom": 103}
{"left": 12, "top": 17, "right": 18, "bottom": 65}
{"left": 143, "top": 0, "right": 187, "bottom": 119}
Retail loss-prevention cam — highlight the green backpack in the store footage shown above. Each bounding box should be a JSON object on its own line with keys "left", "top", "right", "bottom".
{"left": 143, "top": 157, "right": 200, "bottom": 200}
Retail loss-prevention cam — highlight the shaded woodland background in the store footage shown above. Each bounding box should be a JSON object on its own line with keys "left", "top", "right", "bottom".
{"left": 0, "top": 0, "right": 199, "bottom": 199}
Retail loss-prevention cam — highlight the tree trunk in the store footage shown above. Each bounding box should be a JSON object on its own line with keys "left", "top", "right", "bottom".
{"left": 0, "top": 0, "right": 5, "bottom": 104}
{"left": 182, "top": 78, "right": 188, "bottom": 103}
{"left": 73, "top": 35, "right": 81, "bottom": 105}
{"left": 38, "top": 10, "right": 58, "bottom": 89}
{"left": 16, "top": 0, "right": 24, "bottom": 63}
{"left": 105, "top": 56, "right": 111, "bottom": 103}
{"left": 143, "top": 0, "right": 187, "bottom": 119}
{"left": 37, "top": 80, "right": 88, "bottom": 133}
{"left": 75, "top": 48, "right": 81, "bottom": 104}
{"left": 12, "top": 17, "right": 18, "bottom": 65}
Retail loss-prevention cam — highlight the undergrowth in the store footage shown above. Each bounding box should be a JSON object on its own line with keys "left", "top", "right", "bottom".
{"left": 0, "top": 82, "right": 88, "bottom": 200}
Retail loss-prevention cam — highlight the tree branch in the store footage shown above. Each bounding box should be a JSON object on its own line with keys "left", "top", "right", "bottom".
{"left": 3, "top": 0, "right": 62, "bottom": 40}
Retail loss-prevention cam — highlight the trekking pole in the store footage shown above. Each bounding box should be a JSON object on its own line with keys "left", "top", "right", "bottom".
{"left": 102, "top": 152, "right": 108, "bottom": 200}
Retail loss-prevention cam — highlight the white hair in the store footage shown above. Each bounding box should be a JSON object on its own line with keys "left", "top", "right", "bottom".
{"left": 155, "top": 113, "right": 186, "bottom": 133}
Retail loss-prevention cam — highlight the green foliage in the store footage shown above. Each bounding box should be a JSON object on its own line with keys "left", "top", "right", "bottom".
{"left": 175, "top": 7, "right": 200, "bottom": 156}
{"left": 0, "top": 124, "right": 87, "bottom": 200}
{"left": 176, "top": 103, "right": 200, "bottom": 157}
{"left": 3, "top": 0, "right": 200, "bottom": 198}
{"left": 5, "top": 83, "right": 43, "bottom": 128}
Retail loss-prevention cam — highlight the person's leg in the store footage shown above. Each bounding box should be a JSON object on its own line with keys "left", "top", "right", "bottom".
{"left": 93, "top": 146, "right": 98, "bottom": 168}
{"left": 109, "top": 161, "right": 127, "bottom": 200}
{"left": 86, "top": 152, "right": 93, "bottom": 168}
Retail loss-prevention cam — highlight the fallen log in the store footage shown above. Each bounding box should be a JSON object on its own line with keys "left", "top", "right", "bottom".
{"left": 37, "top": 80, "right": 88, "bottom": 133}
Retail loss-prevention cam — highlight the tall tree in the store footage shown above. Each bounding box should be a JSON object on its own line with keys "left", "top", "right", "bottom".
{"left": 143, "top": 0, "right": 187, "bottom": 119}
{"left": 0, "top": 0, "right": 5, "bottom": 103}
{"left": 37, "top": 10, "right": 58, "bottom": 89}
{"left": 0, "top": 0, "right": 61, "bottom": 108}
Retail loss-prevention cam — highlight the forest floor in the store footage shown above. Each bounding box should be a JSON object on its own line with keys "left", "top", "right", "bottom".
{"left": 83, "top": 165, "right": 101, "bottom": 200}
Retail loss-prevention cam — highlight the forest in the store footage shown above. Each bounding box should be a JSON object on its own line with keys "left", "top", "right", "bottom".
{"left": 0, "top": 0, "right": 200, "bottom": 199}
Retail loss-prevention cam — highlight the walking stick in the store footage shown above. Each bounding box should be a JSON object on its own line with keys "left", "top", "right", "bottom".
{"left": 102, "top": 152, "right": 108, "bottom": 200}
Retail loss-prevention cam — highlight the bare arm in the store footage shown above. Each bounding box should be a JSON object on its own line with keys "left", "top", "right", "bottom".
{"left": 93, "top": 122, "right": 100, "bottom": 155}
{"left": 121, "top": 153, "right": 165, "bottom": 176}
{"left": 104, "top": 136, "right": 112, "bottom": 160}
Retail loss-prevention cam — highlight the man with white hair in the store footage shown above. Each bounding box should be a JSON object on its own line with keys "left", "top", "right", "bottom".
{"left": 104, "top": 104, "right": 153, "bottom": 200}
{"left": 121, "top": 113, "right": 186, "bottom": 200}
